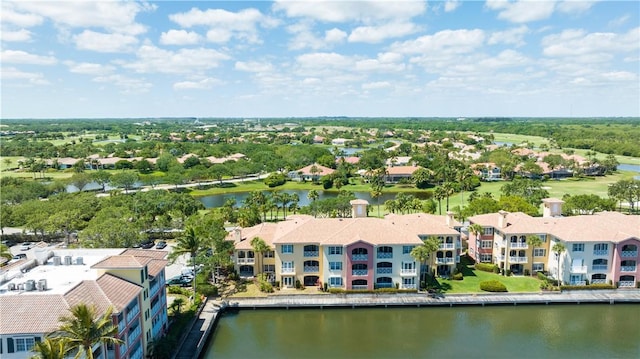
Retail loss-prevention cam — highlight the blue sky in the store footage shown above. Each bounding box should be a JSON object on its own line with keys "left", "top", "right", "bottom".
{"left": 1, "top": 0, "right": 639, "bottom": 119}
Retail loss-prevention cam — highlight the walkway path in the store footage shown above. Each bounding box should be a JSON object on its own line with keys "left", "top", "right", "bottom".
{"left": 173, "top": 299, "right": 225, "bottom": 359}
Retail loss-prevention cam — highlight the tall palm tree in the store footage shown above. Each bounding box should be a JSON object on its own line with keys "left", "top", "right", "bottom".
{"left": 0, "top": 243, "right": 13, "bottom": 265}
{"left": 552, "top": 242, "right": 566, "bottom": 288}
{"left": 169, "top": 226, "right": 203, "bottom": 296}
{"left": 307, "top": 189, "right": 319, "bottom": 218}
{"left": 51, "top": 304, "right": 123, "bottom": 359}
{"left": 250, "top": 237, "right": 269, "bottom": 276}
{"left": 411, "top": 236, "right": 440, "bottom": 286}
{"left": 31, "top": 337, "right": 69, "bottom": 359}
{"left": 525, "top": 235, "right": 543, "bottom": 275}
{"left": 433, "top": 186, "right": 446, "bottom": 215}
{"left": 468, "top": 223, "right": 483, "bottom": 259}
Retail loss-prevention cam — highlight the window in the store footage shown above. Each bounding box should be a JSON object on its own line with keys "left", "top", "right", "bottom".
{"left": 593, "top": 243, "right": 608, "bottom": 255}
{"left": 532, "top": 263, "right": 544, "bottom": 271}
{"left": 281, "top": 244, "right": 293, "bottom": 254}
{"left": 538, "top": 234, "right": 547, "bottom": 242}
{"left": 140, "top": 269, "right": 145, "bottom": 284}
{"left": 282, "top": 261, "right": 294, "bottom": 270}
{"left": 480, "top": 254, "right": 492, "bottom": 262}
{"left": 329, "top": 277, "right": 342, "bottom": 287}
{"left": 403, "top": 245, "right": 415, "bottom": 254}
{"left": 15, "top": 338, "right": 36, "bottom": 352}
{"left": 572, "top": 243, "right": 584, "bottom": 252}
{"left": 329, "top": 262, "right": 342, "bottom": 271}
{"left": 481, "top": 240, "right": 493, "bottom": 249}
{"left": 264, "top": 251, "right": 274, "bottom": 258}
{"left": 483, "top": 227, "right": 494, "bottom": 235}
{"left": 263, "top": 264, "right": 275, "bottom": 272}
{"left": 328, "top": 246, "right": 343, "bottom": 255}
{"left": 143, "top": 289, "right": 148, "bottom": 300}
{"left": 402, "top": 262, "right": 415, "bottom": 270}
{"left": 533, "top": 249, "right": 546, "bottom": 257}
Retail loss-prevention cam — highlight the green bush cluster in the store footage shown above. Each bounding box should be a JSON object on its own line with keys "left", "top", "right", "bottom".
{"left": 537, "top": 272, "right": 559, "bottom": 287}
{"left": 560, "top": 284, "right": 616, "bottom": 290}
{"left": 475, "top": 263, "right": 498, "bottom": 273}
{"left": 197, "top": 283, "right": 218, "bottom": 297}
{"left": 327, "top": 288, "right": 418, "bottom": 294}
{"left": 452, "top": 273, "right": 463, "bottom": 280}
{"left": 167, "top": 286, "right": 190, "bottom": 295}
{"left": 480, "top": 280, "right": 508, "bottom": 292}
{"left": 256, "top": 273, "right": 274, "bottom": 293}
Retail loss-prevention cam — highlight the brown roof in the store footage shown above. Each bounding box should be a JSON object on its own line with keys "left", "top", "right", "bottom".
{"left": 120, "top": 248, "right": 168, "bottom": 259}
{"left": 385, "top": 213, "right": 461, "bottom": 235}
{"left": 386, "top": 165, "right": 420, "bottom": 175}
{"left": 92, "top": 255, "right": 153, "bottom": 269}
{"left": 95, "top": 273, "right": 142, "bottom": 311}
{"left": 0, "top": 294, "right": 69, "bottom": 335}
{"left": 147, "top": 259, "right": 169, "bottom": 277}
{"left": 296, "top": 164, "right": 335, "bottom": 176}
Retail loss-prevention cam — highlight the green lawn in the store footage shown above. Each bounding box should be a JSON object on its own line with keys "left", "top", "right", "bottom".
{"left": 436, "top": 266, "right": 542, "bottom": 294}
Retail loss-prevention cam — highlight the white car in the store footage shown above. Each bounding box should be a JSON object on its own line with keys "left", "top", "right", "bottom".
{"left": 20, "top": 242, "right": 33, "bottom": 251}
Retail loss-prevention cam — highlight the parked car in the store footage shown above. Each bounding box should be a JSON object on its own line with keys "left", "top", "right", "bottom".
{"left": 1, "top": 240, "right": 17, "bottom": 248}
{"left": 12, "top": 253, "right": 27, "bottom": 260}
{"left": 140, "top": 240, "right": 155, "bottom": 249}
{"left": 155, "top": 241, "right": 167, "bottom": 249}
{"left": 166, "top": 275, "right": 192, "bottom": 287}
{"left": 20, "top": 242, "right": 33, "bottom": 251}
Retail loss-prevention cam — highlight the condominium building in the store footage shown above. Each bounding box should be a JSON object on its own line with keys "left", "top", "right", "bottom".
{"left": 0, "top": 248, "right": 169, "bottom": 359}
{"left": 468, "top": 198, "right": 640, "bottom": 287}
{"left": 228, "top": 200, "right": 462, "bottom": 290}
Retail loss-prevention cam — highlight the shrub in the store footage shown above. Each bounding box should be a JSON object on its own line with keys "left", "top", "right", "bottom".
{"left": 524, "top": 269, "right": 530, "bottom": 276}
{"left": 295, "top": 279, "right": 302, "bottom": 290}
{"left": 259, "top": 281, "right": 274, "bottom": 293}
{"left": 323, "top": 282, "right": 328, "bottom": 292}
{"left": 452, "top": 273, "right": 463, "bottom": 281}
{"left": 493, "top": 266, "right": 500, "bottom": 274}
{"left": 167, "top": 286, "right": 190, "bottom": 295}
{"left": 505, "top": 269, "right": 512, "bottom": 276}
{"left": 480, "top": 280, "right": 508, "bottom": 292}
{"left": 475, "top": 263, "right": 498, "bottom": 273}
{"left": 560, "top": 284, "right": 615, "bottom": 291}
{"left": 197, "top": 283, "right": 218, "bottom": 297}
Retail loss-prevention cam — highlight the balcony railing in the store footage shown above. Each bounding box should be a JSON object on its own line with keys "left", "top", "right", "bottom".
{"left": 509, "top": 256, "right": 528, "bottom": 263}
{"left": 118, "top": 320, "right": 126, "bottom": 334}
{"left": 352, "top": 285, "right": 368, "bottom": 290}
{"left": 151, "top": 303, "right": 161, "bottom": 318}
{"left": 352, "top": 254, "right": 368, "bottom": 261}
{"left": 303, "top": 266, "right": 319, "bottom": 273}
{"left": 352, "top": 269, "right": 368, "bottom": 276}
{"left": 119, "top": 344, "right": 127, "bottom": 357}
{"left": 510, "top": 242, "right": 528, "bottom": 249}
{"left": 126, "top": 305, "right": 139, "bottom": 324}
{"left": 130, "top": 346, "right": 143, "bottom": 359}
{"left": 593, "top": 250, "right": 608, "bottom": 256}
{"left": 439, "top": 243, "right": 455, "bottom": 250}
{"left": 571, "top": 266, "right": 587, "bottom": 273}
{"left": 620, "top": 266, "right": 637, "bottom": 272}
{"left": 621, "top": 250, "right": 638, "bottom": 257}
{"left": 304, "top": 251, "right": 319, "bottom": 257}
{"left": 127, "top": 326, "right": 141, "bottom": 346}
{"left": 570, "top": 281, "right": 586, "bottom": 286}
{"left": 401, "top": 268, "right": 416, "bottom": 275}
{"left": 377, "top": 267, "right": 392, "bottom": 274}
{"left": 591, "top": 279, "right": 607, "bottom": 284}
{"left": 619, "top": 281, "right": 636, "bottom": 287}
{"left": 592, "top": 265, "right": 608, "bottom": 271}
{"left": 436, "top": 257, "right": 454, "bottom": 264}
{"left": 281, "top": 267, "right": 295, "bottom": 274}
{"left": 402, "top": 284, "right": 417, "bottom": 289}
{"left": 498, "top": 254, "right": 505, "bottom": 261}
{"left": 376, "top": 283, "right": 393, "bottom": 288}
{"left": 237, "top": 258, "right": 255, "bottom": 264}
{"left": 377, "top": 252, "right": 393, "bottom": 259}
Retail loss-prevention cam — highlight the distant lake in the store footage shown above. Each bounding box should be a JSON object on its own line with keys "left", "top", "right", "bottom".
{"left": 617, "top": 163, "right": 640, "bottom": 173}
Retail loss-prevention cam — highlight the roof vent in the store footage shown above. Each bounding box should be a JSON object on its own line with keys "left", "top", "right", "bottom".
{"left": 52, "top": 256, "right": 61, "bottom": 266}
{"left": 75, "top": 256, "right": 84, "bottom": 265}
{"left": 25, "top": 280, "right": 36, "bottom": 291}
{"left": 37, "top": 279, "right": 47, "bottom": 291}
{"left": 64, "top": 256, "right": 72, "bottom": 265}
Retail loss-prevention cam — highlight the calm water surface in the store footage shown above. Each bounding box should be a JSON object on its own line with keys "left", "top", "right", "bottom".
{"left": 204, "top": 304, "right": 639, "bottom": 359}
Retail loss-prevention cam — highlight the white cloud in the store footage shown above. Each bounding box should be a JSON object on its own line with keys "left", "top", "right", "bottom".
{"left": 557, "top": 0, "right": 597, "bottom": 15}
{"left": 355, "top": 52, "right": 406, "bottom": 72}
{"left": 444, "top": 0, "right": 461, "bottom": 12}
{"left": 1, "top": 29, "right": 33, "bottom": 42}
{"left": 325, "top": 28, "right": 347, "bottom": 43}
{"left": 169, "top": 8, "right": 275, "bottom": 44}
{"left": 362, "top": 81, "right": 392, "bottom": 90}
{"left": 488, "top": 25, "right": 529, "bottom": 46}
{"left": 478, "top": 50, "right": 530, "bottom": 69}
{"left": 391, "top": 29, "right": 485, "bottom": 54}
{"left": 1, "top": 3, "right": 43, "bottom": 27}
{"left": 486, "top": 0, "right": 556, "bottom": 23}
{"left": 65, "top": 61, "right": 115, "bottom": 76}
{"left": 0, "top": 66, "right": 49, "bottom": 85}
{"left": 173, "top": 78, "right": 223, "bottom": 90}
{"left": 286, "top": 22, "right": 346, "bottom": 50}
{"left": 542, "top": 27, "right": 640, "bottom": 57}
{"left": 92, "top": 74, "right": 152, "bottom": 93}
{"left": 296, "top": 52, "right": 354, "bottom": 70}
{"left": 1, "top": 50, "right": 56, "bottom": 65}
{"left": 348, "top": 22, "right": 421, "bottom": 43}
{"left": 273, "top": 0, "right": 426, "bottom": 23}
{"left": 160, "top": 30, "right": 202, "bottom": 45}
{"left": 608, "top": 15, "right": 630, "bottom": 28}
{"left": 235, "top": 61, "right": 274, "bottom": 73}
{"left": 74, "top": 31, "right": 138, "bottom": 53}
{"left": 123, "top": 45, "right": 230, "bottom": 74}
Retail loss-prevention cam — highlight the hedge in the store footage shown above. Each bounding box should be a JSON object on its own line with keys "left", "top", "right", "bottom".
{"left": 560, "top": 284, "right": 616, "bottom": 291}
{"left": 480, "top": 280, "right": 508, "bottom": 292}
{"left": 475, "top": 263, "right": 498, "bottom": 273}
{"left": 327, "top": 288, "right": 418, "bottom": 294}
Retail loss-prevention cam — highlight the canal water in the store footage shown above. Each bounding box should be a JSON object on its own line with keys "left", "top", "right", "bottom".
{"left": 203, "top": 304, "right": 639, "bottom": 358}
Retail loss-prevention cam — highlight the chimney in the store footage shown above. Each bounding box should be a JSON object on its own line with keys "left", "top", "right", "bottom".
{"left": 542, "top": 198, "right": 564, "bottom": 218}
{"left": 497, "top": 210, "right": 508, "bottom": 229}
{"left": 350, "top": 199, "right": 369, "bottom": 218}
{"left": 234, "top": 228, "right": 242, "bottom": 242}
{"left": 446, "top": 211, "right": 454, "bottom": 227}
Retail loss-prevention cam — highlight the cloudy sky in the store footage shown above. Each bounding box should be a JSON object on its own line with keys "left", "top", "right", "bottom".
{"left": 1, "top": 0, "right": 639, "bottom": 119}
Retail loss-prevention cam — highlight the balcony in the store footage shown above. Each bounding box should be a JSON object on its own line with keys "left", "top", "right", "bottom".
{"left": 593, "top": 250, "right": 608, "bottom": 256}
{"left": 439, "top": 243, "right": 455, "bottom": 250}
{"left": 510, "top": 242, "right": 528, "bottom": 249}
{"left": 119, "top": 344, "right": 127, "bottom": 357}
{"left": 281, "top": 267, "right": 295, "bottom": 274}
{"left": 126, "top": 305, "right": 139, "bottom": 324}
{"left": 402, "top": 284, "right": 417, "bottom": 289}
{"left": 352, "top": 254, "right": 368, "bottom": 261}
{"left": 621, "top": 250, "right": 638, "bottom": 258}
{"left": 570, "top": 281, "right": 586, "bottom": 286}
{"left": 509, "top": 256, "right": 528, "bottom": 263}
{"left": 118, "top": 320, "right": 126, "bottom": 334}
{"left": 376, "top": 283, "right": 394, "bottom": 288}
{"left": 620, "top": 266, "right": 637, "bottom": 272}
{"left": 150, "top": 283, "right": 160, "bottom": 298}
{"left": 401, "top": 268, "right": 417, "bottom": 275}
{"left": 127, "top": 326, "right": 141, "bottom": 346}
{"left": 591, "top": 279, "right": 607, "bottom": 284}
{"left": 377, "top": 252, "right": 393, "bottom": 259}
{"left": 376, "top": 267, "right": 392, "bottom": 274}
{"left": 151, "top": 303, "right": 161, "bottom": 318}
{"left": 352, "top": 285, "right": 368, "bottom": 290}
{"left": 436, "top": 258, "right": 454, "bottom": 264}
{"left": 498, "top": 254, "right": 505, "bottom": 261}
{"left": 619, "top": 281, "right": 636, "bottom": 287}
{"left": 570, "top": 266, "right": 587, "bottom": 273}
{"left": 592, "top": 265, "right": 608, "bottom": 271}
{"left": 130, "top": 346, "right": 143, "bottom": 359}
{"left": 352, "top": 269, "right": 368, "bottom": 276}
{"left": 303, "top": 266, "right": 319, "bottom": 273}
{"left": 303, "top": 251, "right": 319, "bottom": 257}
{"left": 237, "top": 258, "right": 255, "bottom": 264}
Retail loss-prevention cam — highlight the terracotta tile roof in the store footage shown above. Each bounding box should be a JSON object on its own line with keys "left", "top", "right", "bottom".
{"left": 296, "top": 163, "right": 335, "bottom": 176}
{"left": 92, "top": 255, "right": 153, "bottom": 269}
{"left": 147, "top": 259, "right": 169, "bottom": 277}
{"left": 64, "top": 280, "right": 115, "bottom": 316}
{"left": 95, "top": 274, "right": 142, "bottom": 311}
{"left": 120, "top": 248, "right": 168, "bottom": 259}
{"left": 385, "top": 213, "right": 461, "bottom": 235}
{"left": 0, "top": 294, "right": 69, "bottom": 335}
{"left": 386, "top": 165, "right": 420, "bottom": 175}
{"left": 229, "top": 222, "right": 279, "bottom": 250}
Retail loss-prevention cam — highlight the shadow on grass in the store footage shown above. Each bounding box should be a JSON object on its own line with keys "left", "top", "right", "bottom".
{"left": 459, "top": 265, "right": 476, "bottom": 277}
{"left": 426, "top": 276, "right": 452, "bottom": 293}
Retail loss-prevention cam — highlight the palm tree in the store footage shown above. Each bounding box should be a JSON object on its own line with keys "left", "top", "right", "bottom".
{"left": 552, "top": 242, "right": 566, "bottom": 288}
{"left": 525, "top": 235, "right": 543, "bottom": 275}
{"left": 0, "top": 243, "right": 13, "bottom": 264}
{"left": 250, "top": 237, "right": 269, "bottom": 276}
{"left": 169, "top": 226, "right": 203, "bottom": 296}
{"left": 433, "top": 186, "right": 446, "bottom": 215}
{"left": 442, "top": 182, "right": 456, "bottom": 211}
{"left": 411, "top": 236, "right": 440, "bottom": 287}
{"left": 307, "top": 189, "right": 319, "bottom": 218}
{"left": 51, "top": 304, "right": 123, "bottom": 359}
{"left": 468, "top": 223, "right": 483, "bottom": 258}
{"left": 31, "top": 337, "right": 68, "bottom": 359}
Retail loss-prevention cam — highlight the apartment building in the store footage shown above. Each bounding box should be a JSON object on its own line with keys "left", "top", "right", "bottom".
{"left": 468, "top": 198, "right": 640, "bottom": 287}
{"left": 0, "top": 248, "right": 169, "bottom": 359}
{"left": 228, "top": 200, "right": 462, "bottom": 290}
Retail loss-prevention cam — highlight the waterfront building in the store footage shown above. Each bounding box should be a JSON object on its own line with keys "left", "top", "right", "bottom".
{"left": 468, "top": 198, "right": 640, "bottom": 287}
{"left": 0, "top": 248, "right": 169, "bottom": 359}
{"left": 228, "top": 200, "right": 462, "bottom": 290}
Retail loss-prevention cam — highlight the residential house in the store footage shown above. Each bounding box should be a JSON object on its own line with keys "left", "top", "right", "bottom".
{"left": 288, "top": 164, "right": 335, "bottom": 182}
{"left": 385, "top": 166, "right": 421, "bottom": 183}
